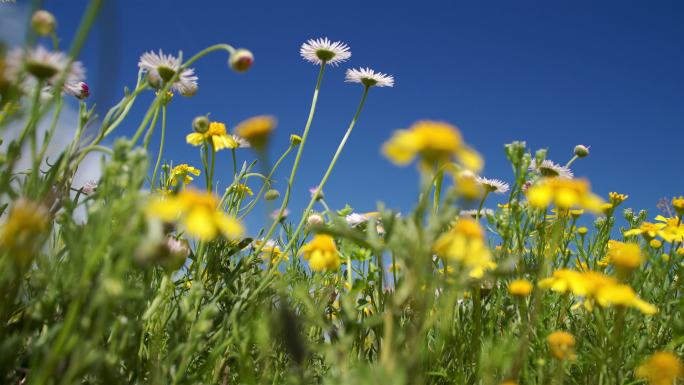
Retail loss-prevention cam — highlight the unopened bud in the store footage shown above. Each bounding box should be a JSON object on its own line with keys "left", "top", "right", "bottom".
{"left": 264, "top": 189, "right": 280, "bottom": 201}
{"left": 307, "top": 214, "right": 324, "bottom": 227}
{"left": 574, "top": 144, "right": 589, "bottom": 158}
{"left": 192, "top": 115, "right": 209, "bottom": 133}
{"left": 229, "top": 49, "right": 254, "bottom": 72}
{"left": 32, "top": 10, "right": 56, "bottom": 36}
{"left": 290, "top": 134, "right": 302, "bottom": 146}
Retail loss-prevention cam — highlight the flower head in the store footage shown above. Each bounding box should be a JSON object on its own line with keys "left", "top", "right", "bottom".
{"left": 526, "top": 177, "right": 604, "bottom": 214}
{"left": 256, "top": 239, "right": 288, "bottom": 264}
{"left": 169, "top": 164, "right": 201, "bottom": 186}
{"left": 509, "top": 279, "right": 533, "bottom": 297}
{"left": 609, "top": 192, "right": 628, "bottom": 207}
{"left": 345, "top": 213, "right": 369, "bottom": 227}
{"left": 233, "top": 115, "right": 276, "bottom": 150}
{"left": 531, "top": 160, "right": 573, "bottom": 179}
{"left": 672, "top": 196, "right": 684, "bottom": 216}
{"left": 300, "top": 37, "right": 351, "bottom": 66}
{"left": 476, "top": 176, "right": 510, "bottom": 194}
{"left": 635, "top": 351, "right": 683, "bottom": 385}
{"left": 271, "top": 208, "right": 290, "bottom": 222}
{"left": 300, "top": 234, "right": 341, "bottom": 271}
{"left": 606, "top": 241, "right": 643, "bottom": 271}
{"left": 433, "top": 218, "right": 495, "bottom": 279}
{"left": 186, "top": 121, "right": 237, "bottom": 151}
{"left": 32, "top": 10, "right": 56, "bottom": 36}
{"left": 138, "top": 50, "right": 198, "bottom": 96}
{"left": 6, "top": 46, "right": 86, "bottom": 99}
{"left": 0, "top": 198, "right": 50, "bottom": 265}
{"left": 229, "top": 48, "right": 254, "bottom": 72}
{"left": 383, "top": 121, "right": 483, "bottom": 172}
{"left": 146, "top": 189, "right": 244, "bottom": 241}
{"left": 345, "top": 67, "right": 394, "bottom": 88}
{"left": 547, "top": 331, "right": 576, "bottom": 360}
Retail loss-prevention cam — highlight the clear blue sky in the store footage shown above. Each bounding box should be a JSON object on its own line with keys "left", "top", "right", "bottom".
{"left": 4, "top": 0, "right": 684, "bottom": 227}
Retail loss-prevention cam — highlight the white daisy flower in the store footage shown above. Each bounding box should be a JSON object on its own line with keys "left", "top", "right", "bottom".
{"left": 475, "top": 176, "right": 510, "bottom": 194}
{"left": 138, "top": 50, "right": 198, "bottom": 96}
{"left": 345, "top": 213, "right": 368, "bottom": 227}
{"left": 5, "top": 46, "right": 87, "bottom": 99}
{"left": 300, "top": 37, "right": 351, "bottom": 66}
{"left": 345, "top": 67, "right": 394, "bottom": 88}
{"left": 460, "top": 208, "right": 495, "bottom": 218}
{"left": 532, "top": 160, "right": 573, "bottom": 179}
{"left": 231, "top": 134, "right": 250, "bottom": 148}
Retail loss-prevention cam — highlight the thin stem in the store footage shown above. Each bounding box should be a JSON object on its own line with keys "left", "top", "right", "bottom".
{"left": 253, "top": 63, "right": 327, "bottom": 255}
{"left": 238, "top": 144, "right": 294, "bottom": 219}
{"left": 150, "top": 105, "right": 167, "bottom": 189}
{"left": 283, "top": 85, "right": 370, "bottom": 253}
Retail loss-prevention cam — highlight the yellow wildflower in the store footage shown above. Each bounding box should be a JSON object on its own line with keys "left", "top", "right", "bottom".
{"left": 508, "top": 279, "right": 533, "bottom": 297}
{"left": 654, "top": 215, "right": 684, "bottom": 243}
{"left": 650, "top": 239, "right": 662, "bottom": 248}
{"left": 256, "top": 239, "right": 288, "bottom": 264}
{"left": 0, "top": 199, "right": 50, "bottom": 265}
{"left": 606, "top": 241, "right": 643, "bottom": 271}
{"left": 300, "top": 234, "right": 340, "bottom": 271}
{"left": 609, "top": 192, "right": 628, "bottom": 207}
{"left": 635, "top": 351, "right": 683, "bottom": 385}
{"left": 169, "top": 164, "right": 200, "bottom": 186}
{"left": 147, "top": 189, "right": 244, "bottom": 241}
{"left": 624, "top": 221, "right": 666, "bottom": 241}
{"left": 433, "top": 218, "right": 495, "bottom": 279}
{"left": 577, "top": 226, "right": 588, "bottom": 235}
{"left": 547, "top": 331, "right": 576, "bottom": 360}
{"left": 526, "top": 178, "right": 604, "bottom": 214}
{"left": 595, "top": 284, "right": 657, "bottom": 315}
{"left": 186, "top": 121, "right": 237, "bottom": 151}
{"left": 229, "top": 183, "right": 254, "bottom": 197}
{"left": 672, "top": 196, "right": 684, "bottom": 216}
{"left": 234, "top": 115, "right": 276, "bottom": 150}
{"left": 382, "top": 121, "right": 483, "bottom": 172}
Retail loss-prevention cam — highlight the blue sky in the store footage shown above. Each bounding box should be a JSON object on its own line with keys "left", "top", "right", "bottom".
{"left": 3, "top": 0, "right": 683, "bottom": 228}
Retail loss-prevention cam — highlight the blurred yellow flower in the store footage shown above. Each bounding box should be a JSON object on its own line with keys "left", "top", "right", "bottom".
{"left": 624, "top": 221, "right": 666, "bottom": 241}
{"left": 300, "top": 234, "right": 340, "bottom": 271}
{"left": 595, "top": 283, "right": 657, "bottom": 315}
{"left": 0, "top": 198, "right": 50, "bottom": 265}
{"left": 433, "top": 218, "right": 495, "bottom": 279}
{"left": 654, "top": 215, "right": 684, "bottom": 243}
{"left": 526, "top": 178, "right": 603, "bottom": 214}
{"left": 186, "top": 121, "right": 237, "bottom": 151}
{"left": 606, "top": 241, "right": 643, "bottom": 271}
{"left": 234, "top": 115, "right": 276, "bottom": 150}
{"left": 255, "top": 239, "right": 288, "bottom": 264}
{"left": 672, "top": 196, "right": 684, "bottom": 215}
{"left": 169, "top": 164, "right": 200, "bottom": 186}
{"left": 635, "top": 351, "right": 683, "bottom": 385}
{"left": 147, "top": 189, "right": 244, "bottom": 241}
{"left": 229, "top": 183, "right": 254, "bottom": 197}
{"left": 508, "top": 279, "right": 533, "bottom": 297}
{"left": 547, "top": 331, "right": 576, "bottom": 360}
{"left": 382, "top": 121, "right": 483, "bottom": 172}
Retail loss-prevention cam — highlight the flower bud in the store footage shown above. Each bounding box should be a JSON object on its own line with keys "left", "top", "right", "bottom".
{"left": 32, "top": 10, "right": 56, "bottom": 36}
{"left": 264, "top": 189, "right": 280, "bottom": 201}
{"left": 192, "top": 115, "right": 210, "bottom": 133}
{"left": 229, "top": 49, "right": 254, "bottom": 72}
{"left": 290, "top": 134, "right": 302, "bottom": 146}
{"left": 573, "top": 144, "right": 589, "bottom": 158}
{"left": 307, "top": 213, "right": 324, "bottom": 227}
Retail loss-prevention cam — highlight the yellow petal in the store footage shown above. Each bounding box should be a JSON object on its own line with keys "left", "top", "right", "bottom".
{"left": 184, "top": 208, "right": 217, "bottom": 240}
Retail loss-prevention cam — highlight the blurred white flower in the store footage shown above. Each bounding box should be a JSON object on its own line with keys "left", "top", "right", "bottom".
{"left": 138, "top": 50, "right": 198, "bottom": 96}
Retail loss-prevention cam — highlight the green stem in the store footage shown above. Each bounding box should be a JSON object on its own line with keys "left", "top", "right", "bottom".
{"left": 283, "top": 85, "right": 370, "bottom": 253}
{"left": 476, "top": 190, "right": 490, "bottom": 220}
{"left": 238, "top": 144, "right": 294, "bottom": 219}
{"left": 150, "top": 105, "right": 167, "bottom": 189}
{"left": 253, "top": 63, "right": 327, "bottom": 255}
{"left": 433, "top": 168, "right": 444, "bottom": 214}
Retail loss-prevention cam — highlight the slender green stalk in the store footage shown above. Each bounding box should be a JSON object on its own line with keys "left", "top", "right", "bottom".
{"left": 253, "top": 63, "right": 327, "bottom": 254}
{"left": 150, "top": 105, "right": 167, "bottom": 189}
{"left": 238, "top": 144, "right": 294, "bottom": 219}
{"left": 283, "top": 85, "right": 370, "bottom": 253}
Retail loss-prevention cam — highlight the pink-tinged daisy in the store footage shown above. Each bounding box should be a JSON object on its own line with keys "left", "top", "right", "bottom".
{"left": 6, "top": 46, "right": 87, "bottom": 99}
{"left": 300, "top": 38, "right": 351, "bottom": 66}
{"left": 345, "top": 67, "right": 394, "bottom": 88}
{"left": 475, "top": 176, "right": 510, "bottom": 194}
{"left": 271, "top": 208, "right": 290, "bottom": 222}
{"left": 531, "top": 160, "right": 573, "bottom": 179}
{"left": 138, "top": 50, "right": 198, "bottom": 96}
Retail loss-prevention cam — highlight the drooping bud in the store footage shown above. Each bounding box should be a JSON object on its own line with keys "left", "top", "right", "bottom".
{"left": 192, "top": 115, "right": 210, "bottom": 133}
{"left": 290, "top": 134, "right": 302, "bottom": 146}
{"left": 307, "top": 213, "right": 324, "bottom": 227}
{"left": 229, "top": 49, "right": 254, "bottom": 72}
{"left": 573, "top": 144, "right": 589, "bottom": 158}
{"left": 32, "top": 10, "right": 56, "bottom": 36}
{"left": 264, "top": 189, "right": 280, "bottom": 201}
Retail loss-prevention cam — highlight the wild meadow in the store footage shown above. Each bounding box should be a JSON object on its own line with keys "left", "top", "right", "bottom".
{"left": 0, "top": 4, "right": 683, "bottom": 385}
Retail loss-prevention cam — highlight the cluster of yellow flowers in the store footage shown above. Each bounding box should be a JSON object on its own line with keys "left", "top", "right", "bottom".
{"left": 539, "top": 269, "right": 656, "bottom": 314}
{"left": 146, "top": 189, "right": 244, "bottom": 241}
{"left": 169, "top": 164, "right": 201, "bottom": 186}
{"left": 433, "top": 218, "right": 496, "bottom": 279}
{"left": 382, "top": 121, "right": 483, "bottom": 172}
{"left": 299, "top": 234, "right": 341, "bottom": 271}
